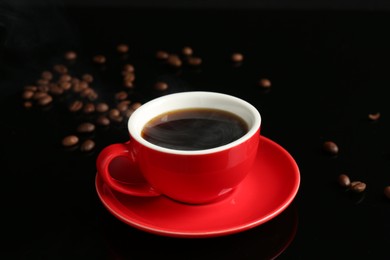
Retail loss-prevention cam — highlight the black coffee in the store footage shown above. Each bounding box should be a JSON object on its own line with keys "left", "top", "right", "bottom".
{"left": 142, "top": 108, "right": 248, "bottom": 150}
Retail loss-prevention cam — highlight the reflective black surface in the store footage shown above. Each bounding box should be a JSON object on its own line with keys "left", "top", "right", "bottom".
{"left": 1, "top": 3, "right": 390, "bottom": 259}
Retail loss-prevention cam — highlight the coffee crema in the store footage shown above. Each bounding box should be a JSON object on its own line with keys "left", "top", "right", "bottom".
{"left": 141, "top": 108, "right": 248, "bottom": 151}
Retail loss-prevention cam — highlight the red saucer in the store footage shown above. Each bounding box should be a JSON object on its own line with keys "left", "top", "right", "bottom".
{"left": 95, "top": 136, "right": 300, "bottom": 238}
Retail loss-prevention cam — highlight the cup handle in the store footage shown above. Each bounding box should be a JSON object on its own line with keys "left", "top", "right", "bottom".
{"left": 96, "top": 142, "right": 161, "bottom": 197}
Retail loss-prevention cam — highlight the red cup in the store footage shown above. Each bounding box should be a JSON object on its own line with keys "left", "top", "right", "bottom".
{"left": 96, "top": 91, "right": 261, "bottom": 204}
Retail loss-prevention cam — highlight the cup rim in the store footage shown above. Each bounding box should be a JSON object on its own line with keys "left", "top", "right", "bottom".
{"left": 128, "top": 91, "right": 261, "bottom": 155}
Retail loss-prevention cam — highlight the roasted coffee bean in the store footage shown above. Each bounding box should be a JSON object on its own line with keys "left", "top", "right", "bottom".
{"left": 80, "top": 87, "right": 94, "bottom": 98}
{"left": 69, "top": 100, "right": 83, "bottom": 112}
{"left": 80, "top": 139, "right": 95, "bottom": 152}
{"left": 350, "top": 181, "right": 366, "bottom": 193}
{"left": 167, "top": 54, "right": 182, "bottom": 67}
{"left": 64, "top": 51, "right": 77, "bottom": 60}
{"left": 117, "top": 44, "right": 129, "bottom": 53}
{"left": 24, "top": 85, "right": 38, "bottom": 92}
{"left": 93, "top": 55, "right": 106, "bottom": 64}
{"left": 123, "top": 64, "right": 135, "bottom": 73}
{"left": 41, "top": 71, "right": 53, "bottom": 80}
{"left": 182, "top": 46, "right": 193, "bottom": 56}
{"left": 368, "top": 112, "right": 380, "bottom": 121}
{"left": 115, "top": 91, "right": 128, "bottom": 101}
{"left": 156, "top": 50, "right": 169, "bottom": 60}
{"left": 259, "top": 78, "right": 272, "bottom": 88}
{"left": 154, "top": 81, "right": 168, "bottom": 91}
{"left": 33, "top": 92, "right": 49, "bottom": 100}
{"left": 49, "top": 85, "right": 64, "bottom": 95}
{"left": 23, "top": 101, "right": 33, "bottom": 108}
{"left": 96, "top": 115, "right": 110, "bottom": 126}
{"left": 59, "top": 74, "right": 72, "bottom": 82}
{"left": 96, "top": 102, "right": 109, "bottom": 113}
{"left": 187, "top": 57, "right": 202, "bottom": 66}
{"left": 108, "top": 108, "right": 121, "bottom": 119}
{"left": 231, "top": 53, "right": 244, "bottom": 62}
{"left": 53, "top": 64, "right": 68, "bottom": 74}
{"left": 62, "top": 135, "right": 79, "bottom": 147}
{"left": 338, "top": 174, "right": 351, "bottom": 187}
{"left": 123, "top": 80, "right": 134, "bottom": 88}
{"left": 323, "top": 141, "right": 339, "bottom": 155}
{"left": 22, "top": 90, "right": 34, "bottom": 100}
{"left": 83, "top": 103, "right": 95, "bottom": 114}
{"left": 123, "top": 73, "right": 135, "bottom": 82}
{"left": 60, "top": 81, "right": 72, "bottom": 90}
{"left": 82, "top": 74, "right": 94, "bottom": 83}
{"left": 87, "top": 91, "right": 98, "bottom": 101}
{"left": 384, "top": 186, "right": 390, "bottom": 199}
{"left": 37, "top": 95, "right": 53, "bottom": 106}
{"left": 38, "top": 85, "right": 50, "bottom": 93}
{"left": 124, "top": 109, "right": 134, "bottom": 118}
{"left": 77, "top": 122, "right": 96, "bottom": 133}
{"left": 131, "top": 102, "right": 142, "bottom": 110}
{"left": 117, "top": 100, "right": 131, "bottom": 112}
{"left": 73, "top": 81, "right": 89, "bottom": 93}
{"left": 37, "top": 79, "right": 49, "bottom": 86}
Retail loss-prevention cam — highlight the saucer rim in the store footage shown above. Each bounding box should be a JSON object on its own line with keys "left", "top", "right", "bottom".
{"left": 95, "top": 135, "right": 300, "bottom": 238}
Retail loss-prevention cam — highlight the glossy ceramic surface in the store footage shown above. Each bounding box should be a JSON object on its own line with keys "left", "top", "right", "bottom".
{"left": 95, "top": 135, "right": 300, "bottom": 238}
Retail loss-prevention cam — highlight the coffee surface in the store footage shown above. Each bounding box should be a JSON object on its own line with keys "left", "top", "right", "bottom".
{"left": 142, "top": 108, "right": 248, "bottom": 150}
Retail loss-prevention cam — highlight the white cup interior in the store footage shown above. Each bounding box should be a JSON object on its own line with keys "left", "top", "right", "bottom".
{"left": 128, "top": 91, "right": 261, "bottom": 155}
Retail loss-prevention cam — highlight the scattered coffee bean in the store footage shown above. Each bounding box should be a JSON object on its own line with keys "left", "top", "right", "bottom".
{"left": 259, "top": 78, "right": 272, "bottom": 88}
{"left": 49, "top": 84, "right": 64, "bottom": 95}
{"left": 123, "top": 64, "right": 135, "bottom": 73}
{"left": 82, "top": 74, "right": 94, "bottom": 83}
{"left": 123, "top": 73, "right": 135, "bottom": 82}
{"left": 69, "top": 100, "right": 84, "bottom": 112}
{"left": 22, "top": 90, "right": 34, "bottom": 100}
{"left": 53, "top": 64, "right": 68, "bottom": 74}
{"left": 37, "top": 95, "right": 53, "bottom": 106}
{"left": 323, "top": 141, "right": 339, "bottom": 155}
{"left": 96, "top": 115, "right": 110, "bottom": 126}
{"left": 83, "top": 103, "right": 95, "bottom": 114}
{"left": 182, "top": 46, "right": 193, "bottom": 56}
{"left": 338, "top": 174, "right": 351, "bottom": 187}
{"left": 37, "top": 79, "right": 49, "bottom": 86}
{"left": 60, "top": 81, "right": 72, "bottom": 91}
{"left": 80, "top": 139, "right": 95, "bottom": 152}
{"left": 117, "top": 44, "right": 129, "bottom": 54}
{"left": 131, "top": 102, "right": 142, "bottom": 110}
{"left": 24, "top": 85, "right": 38, "bottom": 92}
{"left": 154, "top": 81, "right": 168, "bottom": 91}
{"left": 64, "top": 51, "right": 77, "bottom": 61}
{"left": 156, "top": 50, "right": 169, "bottom": 60}
{"left": 123, "top": 80, "right": 134, "bottom": 88}
{"left": 115, "top": 91, "right": 128, "bottom": 101}
{"left": 59, "top": 74, "right": 72, "bottom": 83}
{"left": 62, "top": 135, "right": 79, "bottom": 147}
{"left": 368, "top": 112, "right": 380, "bottom": 121}
{"left": 231, "top": 53, "right": 244, "bottom": 62}
{"left": 93, "top": 55, "right": 106, "bottom": 64}
{"left": 77, "top": 122, "right": 96, "bottom": 133}
{"left": 384, "top": 186, "right": 390, "bottom": 200}
{"left": 23, "top": 101, "right": 33, "bottom": 108}
{"left": 167, "top": 54, "right": 182, "bottom": 67}
{"left": 96, "top": 102, "right": 109, "bottom": 113}
{"left": 350, "top": 181, "right": 366, "bottom": 193}
{"left": 108, "top": 108, "right": 121, "bottom": 119}
{"left": 187, "top": 57, "right": 202, "bottom": 66}
{"left": 41, "top": 71, "right": 53, "bottom": 80}
{"left": 117, "top": 100, "right": 131, "bottom": 112}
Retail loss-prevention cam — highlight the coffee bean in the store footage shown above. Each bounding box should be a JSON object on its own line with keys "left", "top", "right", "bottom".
{"left": 117, "top": 100, "right": 131, "bottom": 112}
{"left": 62, "top": 135, "right": 79, "bottom": 147}
{"left": 22, "top": 90, "right": 34, "bottom": 100}
{"left": 37, "top": 95, "right": 53, "bottom": 106}
{"left": 154, "top": 81, "right": 168, "bottom": 91}
{"left": 182, "top": 46, "right": 193, "bottom": 56}
{"left": 82, "top": 74, "right": 94, "bottom": 83}
{"left": 167, "top": 54, "right": 182, "bottom": 67}
{"left": 23, "top": 101, "right": 33, "bottom": 108}
{"left": 131, "top": 102, "right": 142, "bottom": 110}
{"left": 350, "top": 181, "right": 366, "bottom": 193}
{"left": 53, "top": 64, "right": 68, "bottom": 74}
{"left": 77, "top": 122, "right": 96, "bottom": 133}
{"left": 49, "top": 84, "right": 64, "bottom": 95}
{"left": 123, "top": 80, "right": 134, "bottom": 88}
{"left": 96, "top": 102, "right": 109, "bottom": 113}
{"left": 41, "top": 71, "right": 53, "bottom": 80}
{"left": 123, "top": 64, "right": 135, "bottom": 73}
{"left": 338, "top": 174, "right": 351, "bottom": 187}
{"left": 123, "top": 73, "right": 135, "bottom": 82}
{"left": 33, "top": 92, "right": 48, "bottom": 100}
{"left": 108, "top": 108, "right": 120, "bottom": 119}
{"left": 187, "top": 57, "right": 202, "bottom": 66}
{"left": 323, "top": 141, "right": 339, "bottom": 155}
{"left": 80, "top": 139, "right": 95, "bottom": 152}
{"left": 24, "top": 85, "right": 38, "bottom": 92}
{"left": 384, "top": 186, "right": 390, "bottom": 199}
{"left": 117, "top": 44, "right": 129, "bottom": 53}
{"left": 368, "top": 112, "right": 380, "bottom": 121}
{"left": 96, "top": 115, "right": 110, "bottom": 126}
{"left": 259, "top": 78, "right": 272, "bottom": 88}
{"left": 83, "top": 103, "right": 95, "bottom": 114}
{"left": 115, "top": 91, "right": 128, "bottom": 101}
{"left": 58, "top": 74, "right": 72, "bottom": 82}
{"left": 69, "top": 100, "right": 83, "bottom": 112}
{"left": 231, "top": 53, "right": 244, "bottom": 62}
{"left": 156, "top": 50, "right": 169, "bottom": 60}
{"left": 93, "top": 55, "right": 106, "bottom": 64}
{"left": 60, "top": 81, "right": 72, "bottom": 91}
{"left": 64, "top": 51, "right": 77, "bottom": 60}
{"left": 37, "top": 79, "right": 49, "bottom": 86}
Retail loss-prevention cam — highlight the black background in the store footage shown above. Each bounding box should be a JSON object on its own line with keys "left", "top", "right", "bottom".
{"left": 1, "top": 0, "right": 390, "bottom": 259}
